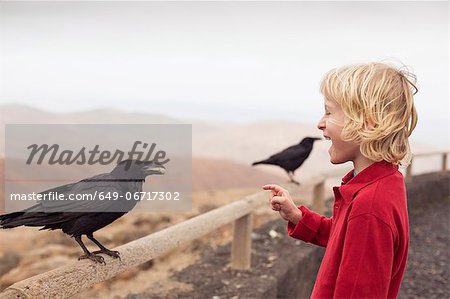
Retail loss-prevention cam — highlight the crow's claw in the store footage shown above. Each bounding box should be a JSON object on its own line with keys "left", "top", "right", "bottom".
{"left": 78, "top": 253, "right": 106, "bottom": 265}
{"left": 93, "top": 249, "right": 121, "bottom": 260}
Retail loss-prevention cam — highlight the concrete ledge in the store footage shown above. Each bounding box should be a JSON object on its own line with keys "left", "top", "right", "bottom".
{"left": 406, "top": 171, "right": 450, "bottom": 211}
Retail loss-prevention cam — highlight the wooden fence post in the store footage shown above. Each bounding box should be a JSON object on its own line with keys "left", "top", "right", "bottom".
{"left": 313, "top": 180, "right": 325, "bottom": 214}
{"left": 442, "top": 153, "right": 448, "bottom": 171}
{"left": 406, "top": 158, "right": 413, "bottom": 180}
{"left": 231, "top": 213, "right": 253, "bottom": 270}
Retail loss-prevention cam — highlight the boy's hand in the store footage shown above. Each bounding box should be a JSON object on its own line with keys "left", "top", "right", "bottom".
{"left": 263, "top": 184, "right": 302, "bottom": 225}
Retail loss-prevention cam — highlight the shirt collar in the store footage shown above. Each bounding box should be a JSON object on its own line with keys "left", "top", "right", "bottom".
{"left": 338, "top": 160, "right": 399, "bottom": 202}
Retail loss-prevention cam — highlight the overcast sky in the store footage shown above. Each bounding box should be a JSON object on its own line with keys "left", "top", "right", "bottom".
{"left": 0, "top": 1, "right": 448, "bottom": 147}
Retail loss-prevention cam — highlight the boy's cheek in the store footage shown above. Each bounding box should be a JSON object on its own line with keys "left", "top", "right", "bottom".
{"left": 327, "top": 117, "right": 345, "bottom": 127}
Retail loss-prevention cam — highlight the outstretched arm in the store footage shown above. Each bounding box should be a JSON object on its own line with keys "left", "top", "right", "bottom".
{"left": 263, "top": 184, "right": 332, "bottom": 247}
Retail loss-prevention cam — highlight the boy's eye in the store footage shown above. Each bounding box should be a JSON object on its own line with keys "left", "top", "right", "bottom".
{"left": 325, "top": 112, "right": 331, "bottom": 115}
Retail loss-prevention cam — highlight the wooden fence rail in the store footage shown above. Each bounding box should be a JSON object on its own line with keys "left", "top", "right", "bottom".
{"left": 1, "top": 150, "right": 448, "bottom": 299}
{"left": 405, "top": 151, "right": 449, "bottom": 179}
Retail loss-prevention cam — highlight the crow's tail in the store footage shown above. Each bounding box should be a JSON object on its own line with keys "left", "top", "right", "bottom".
{"left": 0, "top": 212, "right": 28, "bottom": 228}
{"left": 252, "top": 159, "right": 276, "bottom": 166}
{"left": 0, "top": 211, "right": 58, "bottom": 229}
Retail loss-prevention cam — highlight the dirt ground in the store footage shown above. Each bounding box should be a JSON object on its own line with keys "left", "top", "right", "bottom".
{"left": 398, "top": 195, "right": 450, "bottom": 299}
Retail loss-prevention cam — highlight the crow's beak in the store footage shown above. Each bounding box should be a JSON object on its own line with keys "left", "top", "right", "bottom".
{"left": 313, "top": 137, "right": 322, "bottom": 141}
{"left": 144, "top": 164, "right": 166, "bottom": 175}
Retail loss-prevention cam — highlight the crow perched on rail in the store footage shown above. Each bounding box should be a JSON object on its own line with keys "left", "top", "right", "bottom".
{"left": 252, "top": 137, "right": 321, "bottom": 184}
{"left": 0, "top": 159, "right": 165, "bottom": 264}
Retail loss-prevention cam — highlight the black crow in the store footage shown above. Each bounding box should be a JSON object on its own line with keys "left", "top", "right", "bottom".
{"left": 0, "top": 159, "right": 165, "bottom": 264}
{"left": 252, "top": 137, "right": 321, "bottom": 184}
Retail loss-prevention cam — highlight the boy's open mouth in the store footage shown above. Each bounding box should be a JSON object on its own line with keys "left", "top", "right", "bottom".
{"left": 324, "top": 136, "right": 333, "bottom": 155}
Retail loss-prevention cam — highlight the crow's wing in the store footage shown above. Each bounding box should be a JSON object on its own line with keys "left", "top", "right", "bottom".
{"left": 25, "top": 173, "right": 140, "bottom": 213}
{"left": 268, "top": 145, "right": 308, "bottom": 162}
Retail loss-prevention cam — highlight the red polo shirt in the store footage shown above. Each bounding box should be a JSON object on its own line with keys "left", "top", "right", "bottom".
{"left": 288, "top": 161, "right": 409, "bottom": 299}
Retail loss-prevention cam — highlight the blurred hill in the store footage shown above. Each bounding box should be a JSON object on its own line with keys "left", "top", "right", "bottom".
{"left": 0, "top": 104, "right": 180, "bottom": 124}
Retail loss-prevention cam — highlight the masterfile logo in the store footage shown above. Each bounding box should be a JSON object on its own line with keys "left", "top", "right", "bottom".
{"left": 26, "top": 141, "right": 170, "bottom": 169}
{"left": 4, "top": 124, "right": 192, "bottom": 213}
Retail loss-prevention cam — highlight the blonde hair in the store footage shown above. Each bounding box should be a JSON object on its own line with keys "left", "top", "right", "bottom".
{"left": 320, "top": 62, "right": 418, "bottom": 166}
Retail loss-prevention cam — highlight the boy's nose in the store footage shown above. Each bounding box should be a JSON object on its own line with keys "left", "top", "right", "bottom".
{"left": 317, "top": 117, "right": 326, "bottom": 130}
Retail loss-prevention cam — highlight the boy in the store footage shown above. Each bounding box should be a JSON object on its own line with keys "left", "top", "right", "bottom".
{"left": 263, "top": 62, "right": 418, "bottom": 298}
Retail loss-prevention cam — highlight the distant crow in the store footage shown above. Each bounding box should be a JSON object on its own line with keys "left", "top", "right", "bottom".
{"left": 0, "top": 159, "right": 165, "bottom": 264}
{"left": 252, "top": 137, "right": 321, "bottom": 184}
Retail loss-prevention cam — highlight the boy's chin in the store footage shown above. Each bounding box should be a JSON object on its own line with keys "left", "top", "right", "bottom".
{"left": 329, "top": 155, "right": 349, "bottom": 165}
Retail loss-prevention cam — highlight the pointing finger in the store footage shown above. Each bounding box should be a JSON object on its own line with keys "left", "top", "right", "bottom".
{"left": 263, "top": 184, "right": 286, "bottom": 193}
{"left": 263, "top": 184, "right": 287, "bottom": 196}
{"left": 262, "top": 184, "right": 279, "bottom": 190}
